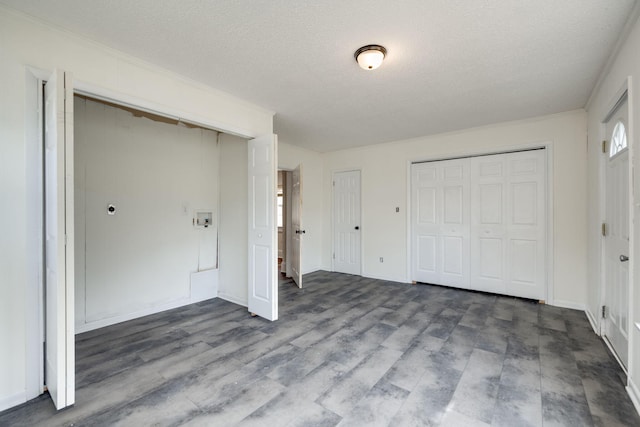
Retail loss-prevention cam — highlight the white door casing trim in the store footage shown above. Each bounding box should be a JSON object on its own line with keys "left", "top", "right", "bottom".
{"left": 24, "top": 69, "right": 45, "bottom": 405}
{"left": 598, "top": 77, "right": 634, "bottom": 377}
{"left": 72, "top": 82, "right": 257, "bottom": 140}
{"left": 284, "top": 170, "right": 294, "bottom": 278}
{"left": 25, "top": 66, "right": 258, "bottom": 139}
{"left": 24, "top": 66, "right": 275, "bottom": 409}
{"left": 291, "top": 165, "right": 303, "bottom": 288}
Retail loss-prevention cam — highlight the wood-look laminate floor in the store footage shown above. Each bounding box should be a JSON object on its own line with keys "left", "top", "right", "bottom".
{"left": 1, "top": 271, "right": 639, "bottom": 426}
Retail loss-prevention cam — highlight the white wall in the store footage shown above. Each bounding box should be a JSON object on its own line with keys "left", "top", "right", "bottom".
{"left": 0, "top": 2, "right": 610, "bottom": 414}
{"left": 279, "top": 142, "right": 324, "bottom": 274}
{"left": 586, "top": 12, "right": 640, "bottom": 409}
{"left": 0, "top": 7, "right": 272, "bottom": 411}
{"left": 321, "top": 110, "right": 588, "bottom": 309}
{"left": 218, "top": 134, "right": 249, "bottom": 306}
{"left": 74, "top": 97, "right": 219, "bottom": 332}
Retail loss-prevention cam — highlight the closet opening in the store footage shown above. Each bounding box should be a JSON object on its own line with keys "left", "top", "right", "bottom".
{"left": 410, "top": 146, "right": 552, "bottom": 302}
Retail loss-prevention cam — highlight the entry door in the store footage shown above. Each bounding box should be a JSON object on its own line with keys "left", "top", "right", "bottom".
{"left": 44, "top": 69, "right": 75, "bottom": 409}
{"left": 603, "top": 95, "right": 630, "bottom": 368}
{"left": 411, "top": 159, "right": 470, "bottom": 288}
{"left": 333, "top": 170, "right": 361, "bottom": 275}
{"left": 470, "top": 150, "right": 546, "bottom": 299}
{"left": 248, "top": 134, "right": 278, "bottom": 321}
{"left": 291, "top": 165, "right": 303, "bottom": 288}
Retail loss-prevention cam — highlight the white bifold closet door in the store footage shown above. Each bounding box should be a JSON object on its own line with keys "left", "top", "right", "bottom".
{"left": 411, "top": 149, "right": 546, "bottom": 300}
{"left": 411, "top": 158, "right": 470, "bottom": 289}
{"left": 44, "top": 69, "right": 75, "bottom": 410}
{"left": 470, "top": 150, "right": 546, "bottom": 300}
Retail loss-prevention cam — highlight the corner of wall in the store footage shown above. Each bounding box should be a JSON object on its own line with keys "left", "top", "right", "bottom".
{"left": 0, "top": 391, "right": 27, "bottom": 413}
{"left": 627, "top": 380, "right": 640, "bottom": 419}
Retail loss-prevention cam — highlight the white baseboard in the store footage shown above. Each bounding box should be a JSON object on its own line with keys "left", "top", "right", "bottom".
{"left": 301, "top": 266, "right": 322, "bottom": 275}
{"left": 549, "top": 299, "right": 586, "bottom": 311}
{"left": 585, "top": 308, "right": 600, "bottom": 335}
{"left": 77, "top": 297, "right": 193, "bottom": 333}
{"left": 76, "top": 295, "right": 217, "bottom": 334}
{"left": 602, "top": 335, "right": 628, "bottom": 375}
{"left": 627, "top": 378, "right": 640, "bottom": 417}
{"left": 359, "top": 273, "right": 410, "bottom": 284}
{"left": 217, "top": 292, "right": 248, "bottom": 307}
{"left": 0, "top": 391, "right": 27, "bottom": 413}
{"left": 77, "top": 270, "right": 220, "bottom": 334}
{"left": 320, "top": 263, "right": 332, "bottom": 271}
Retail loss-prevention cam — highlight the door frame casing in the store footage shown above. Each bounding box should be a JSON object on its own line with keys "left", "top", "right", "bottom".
{"left": 24, "top": 68, "right": 46, "bottom": 404}
{"left": 282, "top": 169, "right": 294, "bottom": 278}
{"left": 331, "top": 168, "right": 363, "bottom": 275}
{"left": 406, "top": 142, "right": 555, "bottom": 304}
{"left": 24, "top": 67, "right": 259, "bottom": 408}
{"left": 290, "top": 165, "right": 303, "bottom": 287}
{"left": 598, "top": 77, "right": 634, "bottom": 375}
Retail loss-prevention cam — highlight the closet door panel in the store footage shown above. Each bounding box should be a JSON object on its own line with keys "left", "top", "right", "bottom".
{"left": 505, "top": 151, "right": 546, "bottom": 299}
{"left": 471, "top": 156, "right": 507, "bottom": 295}
{"left": 411, "top": 159, "right": 470, "bottom": 287}
{"left": 470, "top": 150, "right": 546, "bottom": 300}
{"left": 412, "top": 164, "right": 440, "bottom": 284}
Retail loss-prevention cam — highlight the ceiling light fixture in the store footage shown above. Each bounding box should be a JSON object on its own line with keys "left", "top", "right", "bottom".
{"left": 354, "top": 44, "right": 387, "bottom": 70}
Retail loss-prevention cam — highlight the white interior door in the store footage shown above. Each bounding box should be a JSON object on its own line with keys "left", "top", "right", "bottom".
{"left": 333, "top": 170, "right": 361, "bottom": 275}
{"left": 248, "top": 134, "right": 278, "bottom": 321}
{"left": 44, "top": 69, "right": 75, "bottom": 410}
{"left": 604, "top": 95, "right": 630, "bottom": 368}
{"left": 291, "top": 165, "right": 303, "bottom": 288}
{"left": 470, "top": 150, "right": 546, "bottom": 299}
{"left": 411, "top": 159, "right": 470, "bottom": 288}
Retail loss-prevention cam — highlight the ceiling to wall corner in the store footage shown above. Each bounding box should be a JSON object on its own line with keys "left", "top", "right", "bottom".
{"left": 2, "top": 0, "right": 636, "bottom": 152}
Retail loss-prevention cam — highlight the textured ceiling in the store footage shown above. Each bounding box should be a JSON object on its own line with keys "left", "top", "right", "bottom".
{"left": 2, "top": 0, "right": 637, "bottom": 152}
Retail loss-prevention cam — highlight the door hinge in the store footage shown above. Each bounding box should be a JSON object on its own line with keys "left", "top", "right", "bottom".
{"left": 601, "top": 223, "right": 606, "bottom": 237}
{"left": 602, "top": 140, "right": 607, "bottom": 154}
{"left": 602, "top": 305, "right": 607, "bottom": 319}
{"left": 333, "top": 181, "right": 335, "bottom": 187}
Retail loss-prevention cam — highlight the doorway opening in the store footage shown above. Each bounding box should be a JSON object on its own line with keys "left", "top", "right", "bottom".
{"left": 277, "top": 170, "right": 294, "bottom": 295}
{"left": 28, "top": 68, "right": 270, "bottom": 412}
{"left": 278, "top": 166, "right": 303, "bottom": 290}
{"left": 278, "top": 170, "right": 291, "bottom": 281}
{"left": 73, "top": 94, "right": 221, "bottom": 332}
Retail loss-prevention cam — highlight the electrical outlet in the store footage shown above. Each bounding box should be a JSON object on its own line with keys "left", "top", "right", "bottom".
{"left": 396, "top": 207, "right": 399, "bottom": 212}
{"left": 379, "top": 257, "right": 384, "bottom": 263}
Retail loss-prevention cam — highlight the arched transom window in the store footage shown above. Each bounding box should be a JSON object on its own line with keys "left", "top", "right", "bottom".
{"left": 609, "top": 121, "right": 628, "bottom": 158}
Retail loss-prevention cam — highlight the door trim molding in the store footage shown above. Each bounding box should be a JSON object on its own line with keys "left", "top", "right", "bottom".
{"left": 25, "top": 64, "right": 270, "bottom": 409}
{"left": 406, "top": 141, "right": 554, "bottom": 303}
{"left": 24, "top": 68, "right": 45, "bottom": 407}
{"left": 598, "top": 76, "right": 634, "bottom": 371}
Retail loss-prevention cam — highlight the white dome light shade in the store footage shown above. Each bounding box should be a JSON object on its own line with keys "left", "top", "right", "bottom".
{"left": 354, "top": 45, "right": 387, "bottom": 70}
